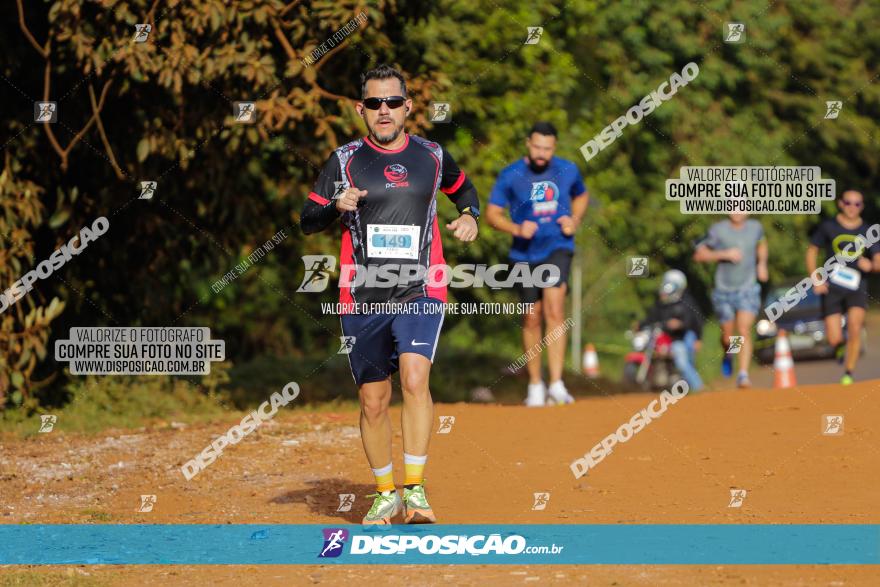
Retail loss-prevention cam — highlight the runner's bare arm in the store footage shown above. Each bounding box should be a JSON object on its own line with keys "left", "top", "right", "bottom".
{"left": 806, "top": 245, "right": 827, "bottom": 294}
{"left": 869, "top": 236, "right": 880, "bottom": 272}
{"left": 756, "top": 238, "right": 769, "bottom": 282}
{"left": 486, "top": 204, "right": 525, "bottom": 236}
{"left": 571, "top": 191, "right": 589, "bottom": 225}
{"left": 558, "top": 190, "right": 589, "bottom": 235}
{"left": 693, "top": 224, "right": 738, "bottom": 263}
{"left": 693, "top": 243, "right": 733, "bottom": 263}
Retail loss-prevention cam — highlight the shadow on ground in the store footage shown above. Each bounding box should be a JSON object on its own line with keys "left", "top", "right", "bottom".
{"left": 270, "top": 478, "right": 374, "bottom": 523}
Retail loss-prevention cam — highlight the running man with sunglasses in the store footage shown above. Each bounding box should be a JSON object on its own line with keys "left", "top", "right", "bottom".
{"left": 807, "top": 190, "right": 880, "bottom": 384}
{"left": 300, "top": 65, "right": 479, "bottom": 525}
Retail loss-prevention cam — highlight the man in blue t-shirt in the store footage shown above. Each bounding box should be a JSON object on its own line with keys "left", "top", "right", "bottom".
{"left": 486, "top": 122, "right": 589, "bottom": 407}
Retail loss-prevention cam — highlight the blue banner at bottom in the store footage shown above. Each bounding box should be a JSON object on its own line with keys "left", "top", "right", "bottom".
{"left": 1, "top": 524, "right": 877, "bottom": 565}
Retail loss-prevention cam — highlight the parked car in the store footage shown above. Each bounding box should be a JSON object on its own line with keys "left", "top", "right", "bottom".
{"left": 755, "top": 282, "right": 866, "bottom": 364}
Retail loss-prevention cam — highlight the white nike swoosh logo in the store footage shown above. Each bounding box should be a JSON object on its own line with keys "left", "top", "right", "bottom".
{"left": 411, "top": 340, "right": 430, "bottom": 346}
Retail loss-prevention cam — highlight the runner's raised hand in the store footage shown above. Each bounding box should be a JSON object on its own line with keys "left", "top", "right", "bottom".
{"left": 335, "top": 188, "right": 368, "bottom": 212}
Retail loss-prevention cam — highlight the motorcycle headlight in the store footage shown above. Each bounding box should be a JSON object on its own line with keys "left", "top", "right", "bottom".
{"left": 756, "top": 319, "right": 777, "bottom": 337}
{"left": 632, "top": 332, "right": 649, "bottom": 351}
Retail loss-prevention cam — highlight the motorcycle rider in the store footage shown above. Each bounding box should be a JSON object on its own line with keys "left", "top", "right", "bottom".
{"left": 639, "top": 270, "right": 704, "bottom": 392}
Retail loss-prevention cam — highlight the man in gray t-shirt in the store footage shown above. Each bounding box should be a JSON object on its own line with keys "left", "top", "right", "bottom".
{"left": 694, "top": 214, "right": 769, "bottom": 388}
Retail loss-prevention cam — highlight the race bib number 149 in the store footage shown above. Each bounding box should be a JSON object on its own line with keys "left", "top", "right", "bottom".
{"left": 367, "top": 224, "right": 421, "bottom": 260}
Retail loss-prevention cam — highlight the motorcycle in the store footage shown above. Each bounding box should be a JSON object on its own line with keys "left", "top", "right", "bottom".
{"left": 622, "top": 323, "right": 683, "bottom": 391}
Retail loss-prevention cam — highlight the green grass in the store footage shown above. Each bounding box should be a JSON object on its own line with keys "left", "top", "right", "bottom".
{"left": 0, "top": 375, "right": 228, "bottom": 437}
{"left": 696, "top": 320, "right": 724, "bottom": 384}
{"left": 0, "top": 318, "right": 731, "bottom": 438}
{"left": 225, "top": 348, "right": 639, "bottom": 407}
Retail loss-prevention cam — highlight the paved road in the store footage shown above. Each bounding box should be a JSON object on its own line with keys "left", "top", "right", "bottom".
{"left": 738, "top": 313, "right": 880, "bottom": 389}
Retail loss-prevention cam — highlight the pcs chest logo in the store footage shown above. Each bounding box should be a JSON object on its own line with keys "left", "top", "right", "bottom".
{"left": 318, "top": 528, "right": 349, "bottom": 558}
{"left": 530, "top": 181, "right": 560, "bottom": 217}
{"left": 384, "top": 164, "right": 410, "bottom": 189}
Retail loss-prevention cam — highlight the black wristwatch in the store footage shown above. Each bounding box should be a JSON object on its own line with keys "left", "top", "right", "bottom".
{"left": 459, "top": 206, "right": 480, "bottom": 222}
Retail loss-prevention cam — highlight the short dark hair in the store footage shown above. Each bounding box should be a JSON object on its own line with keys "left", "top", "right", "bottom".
{"left": 528, "top": 121, "right": 558, "bottom": 138}
{"left": 361, "top": 64, "right": 407, "bottom": 99}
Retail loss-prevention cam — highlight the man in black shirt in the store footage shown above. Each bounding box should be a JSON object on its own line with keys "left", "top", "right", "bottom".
{"left": 806, "top": 190, "right": 880, "bottom": 384}
{"left": 301, "top": 65, "right": 479, "bottom": 524}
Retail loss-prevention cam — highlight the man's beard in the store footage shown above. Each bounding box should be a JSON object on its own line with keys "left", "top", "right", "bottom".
{"left": 368, "top": 120, "right": 404, "bottom": 145}
{"left": 527, "top": 156, "right": 549, "bottom": 173}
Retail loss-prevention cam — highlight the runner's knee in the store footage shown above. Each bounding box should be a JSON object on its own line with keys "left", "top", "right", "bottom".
{"left": 720, "top": 322, "right": 734, "bottom": 340}
{"left": 523, "top": 310, "right": 542, "bottom": 329}
{"left": 401, "top": 370, "right": 430, "bottom": 395}
{"left": 360, "top": 389, "right": 389, "bottom": 421}
{"left": 847, "top": 319, "right": 863, "bottom": 336}
{"left": 542, "top": 299, "right": 565, "bottom": 324}
{"left": 360, "top": 397, "right": 388, "bottom": 422}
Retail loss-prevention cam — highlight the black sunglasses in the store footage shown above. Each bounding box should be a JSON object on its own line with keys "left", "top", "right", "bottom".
{"left": 362, "top": 96, "right": 406, "bottom": 110}
{"left": 842, "top": 199, "right": 863, "bottom": 208}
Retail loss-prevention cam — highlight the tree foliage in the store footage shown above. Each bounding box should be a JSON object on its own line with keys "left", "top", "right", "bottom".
{"left": 1, "top": 0, "right": 878, "bottom": 406}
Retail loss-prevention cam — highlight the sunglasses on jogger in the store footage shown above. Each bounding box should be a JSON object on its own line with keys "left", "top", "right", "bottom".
{"left": 362, "top": 96, "right": 406, "bottom": 110}
{"left": 842, "top": 199, "right": 863, "bottom": 208}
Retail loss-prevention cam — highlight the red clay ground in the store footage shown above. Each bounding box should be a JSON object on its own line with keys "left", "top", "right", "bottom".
{"left": 2, "top": 380, "right": 879, "bottom": 585}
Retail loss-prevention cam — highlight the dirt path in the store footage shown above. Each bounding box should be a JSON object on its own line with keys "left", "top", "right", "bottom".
{"left": 2, "top": 380, "right": 879, "bottom": 585}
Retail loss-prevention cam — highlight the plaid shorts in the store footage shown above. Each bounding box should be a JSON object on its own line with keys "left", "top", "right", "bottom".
{"left": 711, "top": 283, "right": 761, "bottom": 323}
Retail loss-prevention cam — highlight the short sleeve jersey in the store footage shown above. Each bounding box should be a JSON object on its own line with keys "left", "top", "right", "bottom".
{"left": 810, "top": 218, "right": 880, "bottom": 289}
{"left": 488, "top": 157, "right": 587, "bottom": 263}
{"left": 701, "top": 219, "right": 765, "bottom": 291}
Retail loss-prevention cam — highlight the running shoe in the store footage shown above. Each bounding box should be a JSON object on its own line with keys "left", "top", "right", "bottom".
{"left": 840, "top": 373, "right": 854, "bottom": 385}
{"left": 546, "top": 380, "right": 575, "bottom": 405}
{"left": 525, "top": 382, "right": 546, "bottom": 407}
{"left": 403, "top": 484, "right": 436, "bottom": 524}
{"left": 736, "top": 373, "right": 751, "bottom": 389}
{"left": 721, "top": 354, "right": 733, "bottom": 378}
{"left": 835, "top": 344, "right": 846, "bottom": 365}
{"left": 362, "top": 490, "right": 402, "bottom": 526}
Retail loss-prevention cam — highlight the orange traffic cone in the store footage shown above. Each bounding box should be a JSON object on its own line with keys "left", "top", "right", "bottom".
{"left": 583, "top": 344, "right": 600, "bottom": 378}
{"left": 773, "top": 330, "right": 797, "bottom": 389}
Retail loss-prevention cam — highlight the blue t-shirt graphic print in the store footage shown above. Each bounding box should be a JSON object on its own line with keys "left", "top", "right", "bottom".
{"left": 489, "top": 157, "right": 587, "bottom": 263}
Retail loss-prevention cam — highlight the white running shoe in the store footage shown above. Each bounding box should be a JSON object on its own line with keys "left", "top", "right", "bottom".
{"left": 362, "top": 490, "right": 402, "bottom": 525}
{"left": 525, "top": 382, "right": 546, "bottom": 407}
{"left": 546, "top": 380, "right": 574, "bottom": 405}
